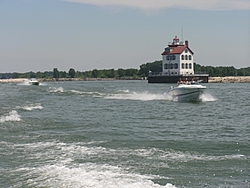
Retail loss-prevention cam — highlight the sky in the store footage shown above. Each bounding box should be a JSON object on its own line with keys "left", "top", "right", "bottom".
{"left": 0, "top": 0, "right": 250, "bottom": 73}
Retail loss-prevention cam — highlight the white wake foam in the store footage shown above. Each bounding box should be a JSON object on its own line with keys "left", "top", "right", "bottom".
{"left": 105, "top": 91, "right": 172, "bottom": 101}
{"left": 48, "top": 87, "right": 64, "bottom": 93}
{"left": 13, "top": 141, "right": 176, "bottom": 188}
{"left": 0, "top": 110, "right": 21, "bottom": 123}
{"left": 11, "top": 140, "right": 246, "bottom": 187}
{"left": 133, "top": 148, "right": 246, "bottom": 162}
{"left": 23, "top": 163, "right": 175, "bottom": 188}
{"left": 70, "top": 90, "right": 104, "bottom": 96}
{"left": 17, "top": 79, "right": 30, "bottom": 86}
{"left": 200, "top": 93, "right": 218, "bottom": 102}
{"left": 19, "top": 103, "right": 43, "bottom": 111}
{"left": 116, "top": 89, "right": 130, "bottom": 93}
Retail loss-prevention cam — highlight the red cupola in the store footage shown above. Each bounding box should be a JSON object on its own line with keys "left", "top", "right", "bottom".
{"left": 173, "top": 36, "right": 179, "bottom": 44}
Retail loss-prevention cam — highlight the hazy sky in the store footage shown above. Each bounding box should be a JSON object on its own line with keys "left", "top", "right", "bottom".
{"left": 1, "top": 0, "right": 250, "bottom": 72}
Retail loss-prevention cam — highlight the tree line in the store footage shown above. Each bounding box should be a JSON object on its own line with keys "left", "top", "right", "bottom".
{"left": 194, "top": 64, "right": 250, "bottom": 76}
{"left": 1, "top": 61, "right": 250, "bottom": 79}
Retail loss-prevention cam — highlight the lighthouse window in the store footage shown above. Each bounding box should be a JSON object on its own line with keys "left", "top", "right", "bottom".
{"left": 182, "top": 63, "right": 184, "bottom": 69}
{"left": 189, "top": 63, "right": 192, "bottom": 69}
{"left": 166, "top": 64, "right": 171, "bottom": 69}
{"left": 172, "top": 55, "right": 176, "bottom": 60}
{"left": 185, "top": 63, "right": 188, "bottom": 69}
{"left": 174, "top": 63, "right": 178, "bottom": 69}
{"left": 189, "top": 55, "right": 192, "bottom": 60}
{"left": 185, "top": 48, "right": 188, "bottom": 53}
{"left": 185, "top": 55, "right": 188, "bottom": 60}
{"left": 164, "top": 64, "right": 167, "bottom": 69}
{"left": 170, "top": 63, "right": 173, "bottom": 69}
{"left": 164, "top": 63, "right": 170, "bottom": 69}
{"left": 166, "top": 56, "right": 170, "bottom": 60}
{"left": 165, "top": 47, "right": 170, "bottom": 52}
{"left": 181, "top": 55, "right": 184, "bottom": 60}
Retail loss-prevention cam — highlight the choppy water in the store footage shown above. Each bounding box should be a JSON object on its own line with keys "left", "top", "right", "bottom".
{"left": 0, "top": 80, "right": 249, "bottom": 188}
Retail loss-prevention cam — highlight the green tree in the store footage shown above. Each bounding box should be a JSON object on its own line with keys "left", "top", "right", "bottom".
{"left": 53, "top": 68, "right": 59, "bottom": 80}
{"left": 92, "top": 69, "right": 98, "bottom": 78}
{"left": 84, "top": 71, "right": 92, "bottom": 78}
{"left": 44, "top": 71, "right": 53, "bottom": 78}
{"left": 60, "top": 71, "right": 67, "bottom": 78}
{"left": 139, "top": 60, "right": 162, "bottom": 76}
{"left": 98, "top": 70, "right": 106, "bottom": 78}
{"left": 105, "top": 69, "right": 117, "bottom": 78}
{"left": 125, "top": 68, "right": 138, "bottom": 77}
{"left": 75, "top": 71, "right": 84, "bottom": 78}
{"left": 68, "top": 68, "right": 76, "bottom": 78}
{"left": 237, "top": 67, "right": 250, "bottom": 76}
{"left": 12, "top": 72, "right": 19, "bottom": 78}
{"left": 149, "top": 60, "right": 162, "bottom": 72}
{"left": 117, "top": 68, "right": 125, "bottom": 77}
{"left": 36, "top": 71, "right": 43, "bottom": 78}
{"left": 29, "top": 71, "right": 36, "bottom": 78}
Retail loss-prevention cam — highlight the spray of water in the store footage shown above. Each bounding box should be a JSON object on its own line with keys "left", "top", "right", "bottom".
{"left": 105, "top": 91, "right": 173, "bottom": 101}
{"left": 200, "top": 92, "right": 218, "bottom": 102}
{"left": 0, "top": 110, "right": 21, "bottom": 123}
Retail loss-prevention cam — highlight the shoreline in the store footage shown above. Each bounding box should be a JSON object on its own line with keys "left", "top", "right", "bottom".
{"left": 1, "top": 76, "right": 250, "bottom": 83}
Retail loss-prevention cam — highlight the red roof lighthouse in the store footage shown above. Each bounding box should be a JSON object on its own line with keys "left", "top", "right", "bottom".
{"left": 161, "top": 36, "right": 194, "bottom": 55}
{"left": 147, "top": 35, "right": 209, "bottom": 83}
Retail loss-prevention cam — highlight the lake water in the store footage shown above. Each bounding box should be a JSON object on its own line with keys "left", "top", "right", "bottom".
{"left": 0, "top": 80, "right": 249, "bottom": 188}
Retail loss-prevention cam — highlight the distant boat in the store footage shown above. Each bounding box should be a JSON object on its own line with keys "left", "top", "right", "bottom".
{"left": 29, "top": 78, "right": 39, "bottom": 86}
{"left": 167, "top": 81, "right": 206, "bottom": 102}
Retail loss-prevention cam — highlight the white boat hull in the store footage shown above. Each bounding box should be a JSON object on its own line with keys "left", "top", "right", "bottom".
{"left": 168, "top": 84, "right": 206, "bottom": 102}
{"left": 29, "top": 79, "right": 40, "bottom": 86}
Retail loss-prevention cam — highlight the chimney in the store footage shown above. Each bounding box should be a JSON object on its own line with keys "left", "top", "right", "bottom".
{"left": 185, "top": 40, "right": 189, "bottom": 47}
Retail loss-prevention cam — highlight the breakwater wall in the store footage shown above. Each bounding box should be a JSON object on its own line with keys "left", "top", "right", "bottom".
{"left": 208, "top": 76, "right": 250, "bottom": 83}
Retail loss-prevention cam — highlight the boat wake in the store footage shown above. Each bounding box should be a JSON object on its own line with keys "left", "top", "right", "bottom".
{"left": 104, "top": 90, "right": 217, "bottom": 103}
{"left": 169, "top": 92, "right": 217, "bottom": 103}
{"left": 70, "top": 90, "right": 105, "bottom": 97}
{"left": 6, "top": 141, "right": 178, "bottom": 188}
{"left": 0, "top": 110, "right": 21, "bottom": 123}
{"left": 17, "top": 103, "right": 43, "bottom": 111}
{"left": 47, "top": 87, "right": 105, "bottom": 97}
{"left": 200, "top": 93, "right": 218, "bottom": 102}
{"left": 105, "top": 91, "right": 173, "bottom": 101}
{"left": 48, "top": 87, "right": 64, "bottom": 93}
{"left": 17, "top": 79, "right": 30, "bottom": 86}
{"left": 45, "top": 86, "right": 217, "bottom": 103}
{"left": 5, "top": 140, "right": 245, "bottom": 187}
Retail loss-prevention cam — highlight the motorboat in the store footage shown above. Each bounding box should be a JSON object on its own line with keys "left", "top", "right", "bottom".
{"left": 167, "top": 82, "right": 206, "bottom": 102}
{"left": 29, "top": 78, "right": 40, "bottom": 86}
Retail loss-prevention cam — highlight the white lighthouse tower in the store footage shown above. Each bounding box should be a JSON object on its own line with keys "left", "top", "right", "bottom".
{"left": 161, "top": 36, "right": 194, "bottom": 76}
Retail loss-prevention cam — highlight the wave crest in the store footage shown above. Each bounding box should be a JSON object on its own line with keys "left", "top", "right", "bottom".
{"left": 20, "top": 103, "right": 43, "bottom": 111}
{"left": 0, "top": 110, "right": 21, "bottom": 123}
{"left": 48, "top": 87, "right": 64, "bottom": 93}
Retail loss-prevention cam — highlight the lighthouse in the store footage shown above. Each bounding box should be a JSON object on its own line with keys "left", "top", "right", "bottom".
{"left": 161, "top": 36, "right": 194, "bottom": 76}
{"left": 147, "top": 35, "right": 209, "bottom": 83}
